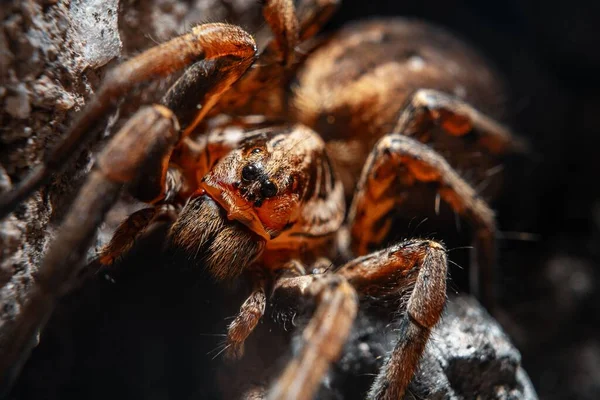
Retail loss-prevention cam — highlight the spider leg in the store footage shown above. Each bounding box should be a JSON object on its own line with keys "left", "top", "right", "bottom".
{"left": 395, "top": 89, "right": 526, "bottom": 156}
{"left": 262, "top": 0, "right": 340, "bottom": 65}
{"left": 348, "top": 134, "right": 497, "bottom": 309}
{"left": 42, "top": 105, "right": 181, "bottom": 291}
{"left": 162, "top": 55, "right": 256, "bottom": 138}
{"left": 225, "top": 274, "right": 267, "bottom": 360}
{"left": 97, "top": 204, "right": 179, "bottom": 267}
{"left": 394, "top": 89, "right": 526, "bottom": 199}
{"left": 0, "top": 105, "right": 180, "bottom": 385}
{"left": 215, "top": 0, "right": 339, "bottom": 117}
{"left": 0, "top": 23, "right": 257, "bottom": 219}
{"left": 295, "top": 0, "right": 340, "bottom": 42}
{"left": 267, "top": 273, "right": 358, "bottom": 400}
{"left": 224, "top": 258, "right": 313, "bottom": 361}
{"left": 262, "top": 0, "right": 299, "bottom": 66}
{"left": 338, "top": 240, "right": 447, "bottom": 400}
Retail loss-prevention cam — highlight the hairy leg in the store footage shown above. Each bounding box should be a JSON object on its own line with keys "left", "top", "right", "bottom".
{"left": 97, "top": 204, "right": 179, "bottom": 267}
{"left": 338, "top": 240, "right": 447, "bottom": 400}
{"left": 395, "top": 89, "right": 526, "bottom": 199}
{"left": 226, "top": 274, "right": 267, "bottom": 360}
{"left": 223, "top": 256, "right": 328, "bottom": 361}
{"left": 348, "top": 133, "right": 497, "bottom": 309}
{"left": 262, "top": 0, "right": 299, "bottom": 66}
{"left": 215, "top": 0, "right": 340, "bottom": 117}
{"left": 267, "top": 273, "right": 358, "bottom": 400}
{"left": 395, "top": 89, "right": 525, "bottom": 157}
{"left": 296, "top": 0, "right": 341, "bottom": 42}
{"left": 262, "top": 0, "right": 341, "bottom": 64}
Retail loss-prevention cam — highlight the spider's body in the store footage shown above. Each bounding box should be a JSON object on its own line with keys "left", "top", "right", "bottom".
{"left": 0, "top": 2, "right": 523, "bottom": 399}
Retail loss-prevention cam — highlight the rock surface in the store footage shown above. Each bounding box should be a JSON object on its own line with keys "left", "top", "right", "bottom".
{"left": 320, "top": 296, "right": 537, "bottom": 400}
{"left": 0, "top": 0, "right": 121, "bottom": 345}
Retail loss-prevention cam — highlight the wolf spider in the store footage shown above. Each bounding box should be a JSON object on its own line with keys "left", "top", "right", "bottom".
{"left": 0, "top": 0, "right": 524, "bottom": 398}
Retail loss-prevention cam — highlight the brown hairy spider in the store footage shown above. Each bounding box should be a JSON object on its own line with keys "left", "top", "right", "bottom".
{"left": 0, "top": 0, "right": 524, "bottom": 398}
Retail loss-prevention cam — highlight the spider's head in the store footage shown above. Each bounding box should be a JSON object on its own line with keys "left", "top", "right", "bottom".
{"left": 200, "top": 124, "right": 324, "bottom": 240}
{"left": 170, "top": 124, "right": 336, "bottom": 280}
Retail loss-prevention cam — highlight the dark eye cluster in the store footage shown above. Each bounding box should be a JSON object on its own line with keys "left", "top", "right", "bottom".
{"left": 239, "top": 162, "right": 278, "bottom": 207}
{"left": 242, "top": 164, "right": 260, "bottom": 181}
{"left": 261, "top": 180, "right": 277, "bottom": 198}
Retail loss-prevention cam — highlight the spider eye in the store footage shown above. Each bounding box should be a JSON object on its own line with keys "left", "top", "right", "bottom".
{"left": 260, "top": 180, "right": 278, "bottom": 198}
{"left": 242, "top": 164, "right": 260, "bottom": 182}
{"left": 251, "top": 148, "right": 262, "bottom": 154}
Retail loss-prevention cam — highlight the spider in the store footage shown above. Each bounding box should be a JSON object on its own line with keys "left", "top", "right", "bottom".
{"left": 0, "top": 0, "right": 524, "bottom": 398}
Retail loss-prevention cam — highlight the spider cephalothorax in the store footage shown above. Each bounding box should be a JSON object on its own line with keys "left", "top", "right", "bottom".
{"left": 170, "top": 124, "right": 345, "bottom": 281}
{"left": 0, "top": 1, "right": 524, "bottom": 399}
{"left": 199, "top": 125, "right": 343, "bottom": 242}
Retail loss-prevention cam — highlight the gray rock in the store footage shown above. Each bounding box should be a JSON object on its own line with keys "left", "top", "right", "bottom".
{"left": 424, "top": 296, "right": 537, "bottom": 400}
{"left": 70, "top": 0, "right": 122, "bottom": 70}
{"left": 320, "top": 295, "right": 538, "bottom": 400}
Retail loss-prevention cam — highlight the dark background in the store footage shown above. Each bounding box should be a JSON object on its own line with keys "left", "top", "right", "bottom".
{"left": 5, "top": 0, "right": 600, "bottom": 399}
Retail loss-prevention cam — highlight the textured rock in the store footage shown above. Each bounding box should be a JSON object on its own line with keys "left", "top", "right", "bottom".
{"left": 320, "top": 295, "right": 537, "bottom": 399}
{"left": 426, "top": 296, "right": 536, "bottom": 399}
{"left": 70, "top": 0, "right": 122, "bottom": 70}
{"left": 0, "top": 0, "right": 122, "bottom": 363}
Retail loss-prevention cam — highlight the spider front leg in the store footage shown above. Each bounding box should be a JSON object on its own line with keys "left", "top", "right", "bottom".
{"left": 348, "top": 134, "right": 497, "bottom": 309}
{"left": 216, "top": 0, "right": 340, "bottom": 117}
{"left": 267, "top": 272, "right": 358, "bottom": 400}
{"left": 40, "top": 105, "right": 184, "bottom": 288}
{"left": 261, "top": 0, "right": 340, "bottom": 64}
{"left": 262, "top": 0, "right": 299, "bottom": 66}
{"left": 338, "top": 240, "right": 447, "bottom": 400}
